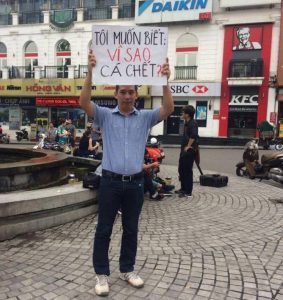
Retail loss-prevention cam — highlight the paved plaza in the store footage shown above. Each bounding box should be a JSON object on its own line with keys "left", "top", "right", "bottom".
{"left": 0, "top": 165, "right": 283, "bottom": 300}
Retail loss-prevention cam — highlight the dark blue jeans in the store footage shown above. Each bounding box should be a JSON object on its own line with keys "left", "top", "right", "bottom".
{"left": 93, "top": 176, "right": 144, "bottom": 275}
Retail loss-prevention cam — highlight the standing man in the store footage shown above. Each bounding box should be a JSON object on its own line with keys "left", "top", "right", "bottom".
{"left": 65, "top": 119, "right": 76, "bottom": 147}
{"left": 79, "top": 50, "right": 174, "bottom": 297}
{"left": 176, "top": 105, "right": 199, "bottom": 198}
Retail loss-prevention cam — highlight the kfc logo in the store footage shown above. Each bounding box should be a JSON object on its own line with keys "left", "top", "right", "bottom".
{"left": 192, "top": 85, "right": 208, "bottom": 94}
{"left": 229, "top": 94, "right": 258, "bottom": 106}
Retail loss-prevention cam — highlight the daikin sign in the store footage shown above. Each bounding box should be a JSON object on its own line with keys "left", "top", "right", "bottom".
{"left": 136, "top": 0, "right": 212, "bottom": 24}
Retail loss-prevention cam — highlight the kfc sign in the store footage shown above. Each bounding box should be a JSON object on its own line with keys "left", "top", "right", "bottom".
{"left": 229, "top": 94, "right": 259, "bottom": 106}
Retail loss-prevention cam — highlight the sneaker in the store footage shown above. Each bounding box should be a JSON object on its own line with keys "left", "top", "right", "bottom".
{"left": 178, "top": 193, "right": 192, "bottom": 199}
{"left": 120, "top": 272, "right": 144, "bottom": 288}
{"left": 174, "top": 189, "right": 184, "bottom": 194}
{"left": 150, "top": 193, "right": 164, "bottom": 201}
{"left": 95, "top": 275, "right": 109, "bottom": 296}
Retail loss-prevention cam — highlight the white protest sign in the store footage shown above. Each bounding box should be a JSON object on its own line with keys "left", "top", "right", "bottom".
{"left": 92, "top": 25, "right": 168, "bottom": 85}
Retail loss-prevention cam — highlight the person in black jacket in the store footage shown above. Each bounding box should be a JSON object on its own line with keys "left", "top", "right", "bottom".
{"left": 176, "top": 105, "right": 199, "bottom": 198}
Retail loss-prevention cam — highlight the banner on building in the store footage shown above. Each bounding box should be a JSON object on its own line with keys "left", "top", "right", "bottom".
{"left": 152, "top": 82, "right": 221, "bottom": 97}
{"left": 0, "top": 97, "right": 35, "bottom": 106}
{"left": 36, "top": 97, "right": 80, "bottom": 106}
{"left": 135, "top": 0, "right": 212, "bottom": 24}
{"left": 0, "top": 79, "right": 75, "bottom": 96}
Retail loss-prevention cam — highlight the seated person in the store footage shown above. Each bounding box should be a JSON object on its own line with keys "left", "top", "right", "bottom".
{"left": 143, "top": 161, "right": 164, "bottom": 200}
{"left": 77, "top": 129, "right": 100, "bottom": 158}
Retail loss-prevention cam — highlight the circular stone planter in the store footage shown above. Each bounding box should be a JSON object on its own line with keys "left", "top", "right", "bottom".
{"left": 0, "top": 147, "right": 70, "bottom": 192}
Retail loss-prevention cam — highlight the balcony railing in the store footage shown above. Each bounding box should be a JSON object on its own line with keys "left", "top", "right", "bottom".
{"left": 0, "top": 14, "right": 12, "bottom": 25}
{"left": 174, "top": 66, "right": 197, "bottom": 80}
{"left": 19, "top": 11, "right": 43, "bottom": 24}
{"left": 229, "top": 59, "right": 263, "bottom": 77}
{"left": 10, "top": 66, "right": 35, "bottom": 79}
{"left": 84, "top": 7, "right": 111, "bottom": 20}
{"left": 44, "top": 66, "right": 69, "bottom": 79}
{"left": 119, "top": 4, "right": 135, "bottom": 18}
{"left": 50, "top": 9, "right": 77, "bottom": 28}
{"left": 0, "top": 65, "right": 94, "bottom": 79}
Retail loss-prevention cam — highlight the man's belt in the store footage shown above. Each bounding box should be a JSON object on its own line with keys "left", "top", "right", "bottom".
{"left": 102, "top": 170, "right": 143, "bottom": 182}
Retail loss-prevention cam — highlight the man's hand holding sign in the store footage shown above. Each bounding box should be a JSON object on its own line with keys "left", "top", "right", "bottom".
{"left": 79, "top": 25, "right": 173, "bottom": 297}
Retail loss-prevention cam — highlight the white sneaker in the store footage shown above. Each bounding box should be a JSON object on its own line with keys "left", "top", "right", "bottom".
{"left": 95, "top": 275, "right": 109, "bottom": 296}
{"left": 120, "top": 272, "right": 144, "bottom": 288}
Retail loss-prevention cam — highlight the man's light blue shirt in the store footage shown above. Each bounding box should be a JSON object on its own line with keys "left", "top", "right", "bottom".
{"left": 92, "top": 103, "right": 160, "bottom": 175}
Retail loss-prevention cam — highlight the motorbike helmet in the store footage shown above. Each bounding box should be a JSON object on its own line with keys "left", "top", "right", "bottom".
{"left": 150, "top": 137, "right": 158, "bottom": 145}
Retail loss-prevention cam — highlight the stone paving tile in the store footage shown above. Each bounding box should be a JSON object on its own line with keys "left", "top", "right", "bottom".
{"left": 0, "top": 165, "right": 283, "bottom": 299}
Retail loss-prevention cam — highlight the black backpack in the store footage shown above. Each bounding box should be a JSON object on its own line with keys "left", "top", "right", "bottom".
{"left": 82, "top": 172, "right": 101, "bottom": 189}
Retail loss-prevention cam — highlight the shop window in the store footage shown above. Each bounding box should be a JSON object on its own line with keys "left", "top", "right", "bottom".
{"left": 83, "top": 0, "right": 113, "bottom": 20}
{"left": 56, "top": 39, "right": 71, "bottom": 78}
{"left": 19, "top": 0, "right": 47, "bottom": 12}
{"left": 0, "top": 1, "right": 13, "bottom": 25}
{"left": 119, "top": 0, "right": 135, "bottom": 18}
{"left": 19, "top": 0, "right": 45, "bottom": 24}
{"left": 196, "top": 101, "right": 207, "bottom": 127}
{"left": 24, "top": 41, "right": 38, "bottom": 78}
{"left": 175, "top": 33, "right": 198, "bottom": 80}
{"left": 22, "top": 108, "right": 36, "bottom": 126}
{"left": 229, "top": 59, "right": 263, "bottom": 77}
{"left": 0, "top": 42, "right": 7, "bottom": 78}
{"left": 0, "top": 107, "right": 9, "bottom": 124}
{"left": 36, "top": 107, "right": 48, "bottom": 132}
{"left": 51, "top": 108, "right": 86, "bottom": 130}
{"left": 51, "top": 0, "right": 79, "bottom": 9}
{"left": 166, "top": 100, "right": 188, "bottom": 135}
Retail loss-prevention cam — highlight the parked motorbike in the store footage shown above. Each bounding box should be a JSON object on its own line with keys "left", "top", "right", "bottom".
{"left": 0, "top": 133, "right": 10, "bottom": 144}
{"left": 236, "top": 138, "right": 283, "bottom": 185}
{"left": 268, "top": 138, "right": 283, "bottom": 151}
{"left": 145, "top": 137, "right": 165, "bottom": 164}
{"left": 16, "top": 128, "right": 29, "bottom": 141}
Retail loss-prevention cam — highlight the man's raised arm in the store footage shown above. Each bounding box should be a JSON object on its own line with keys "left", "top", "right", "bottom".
{"left": 159, "top": 59, "right": 174, "bottom": 121}
{"left": 79, "top": 50, "right": 96, "bottom": 117}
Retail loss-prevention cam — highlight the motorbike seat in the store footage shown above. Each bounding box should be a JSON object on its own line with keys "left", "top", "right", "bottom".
{"left": 261, "top": 152, "right": 283, "bottom": 164}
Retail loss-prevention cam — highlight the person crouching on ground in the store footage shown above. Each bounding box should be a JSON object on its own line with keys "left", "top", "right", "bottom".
{"left": 143, "top": 160, "right": 164, "bottom": 200}
{"left": 79, "top": 49, "right": 174, "bottom": 297}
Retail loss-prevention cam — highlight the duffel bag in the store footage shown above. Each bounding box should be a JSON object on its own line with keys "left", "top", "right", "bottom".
{"left": 200, "top": 174, "right": 228, "bottom": 188}
{"left": 82, "top": 172, "right": 101, "bottom": 189}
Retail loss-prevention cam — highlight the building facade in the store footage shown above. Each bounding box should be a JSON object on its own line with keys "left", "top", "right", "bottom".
{"left": 276, "top": 0, "right": 283, "bottom": 138}
{"left": 0, "top": 0, "right": 148, "bottom": 139}
{"left": 0, "top": 0, "right": 281, "bottom": 139}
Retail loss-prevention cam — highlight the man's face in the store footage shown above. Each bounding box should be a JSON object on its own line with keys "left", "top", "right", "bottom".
{"left": 238, "top": 28, "right": 250, "bottom": 45}
{"left": 115, "top": 85, "right": 138, "bottom": 110}
{"left": 181, "top": 111, "right": 189, "bottom": 121}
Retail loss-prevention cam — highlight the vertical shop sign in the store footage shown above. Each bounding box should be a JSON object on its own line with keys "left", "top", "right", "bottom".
{"left": 9, "top": 107, "right": 21, "bottom": 130}
{"left": 270, "top": 112, "right": 277, "bottom": 123}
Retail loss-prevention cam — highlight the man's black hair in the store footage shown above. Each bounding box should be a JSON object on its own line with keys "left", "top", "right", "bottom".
{"left": 115, "top": 85, "right": 138, "bottom": 93}
{"left": 182, "top": 105, "right": 195, "bottom": 119}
